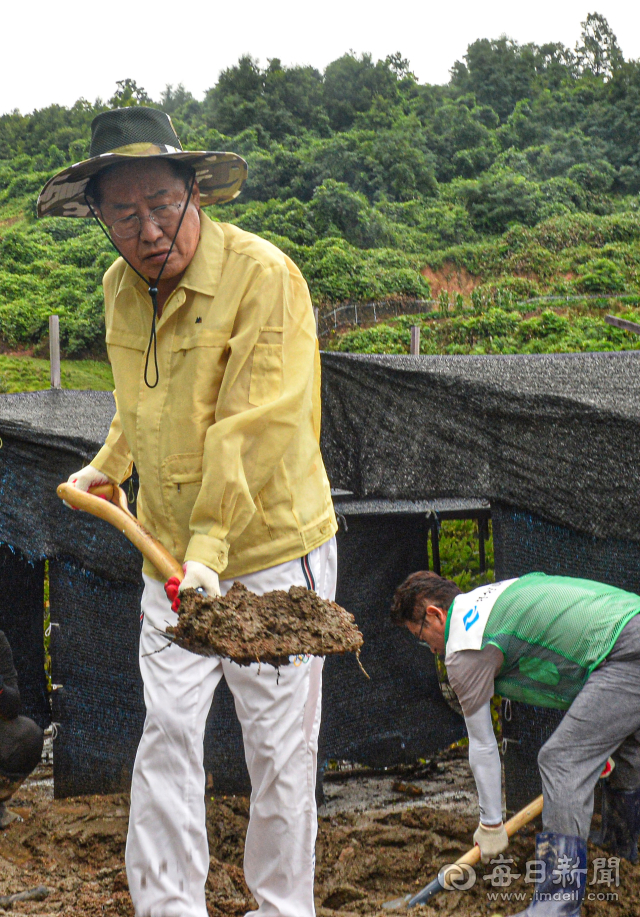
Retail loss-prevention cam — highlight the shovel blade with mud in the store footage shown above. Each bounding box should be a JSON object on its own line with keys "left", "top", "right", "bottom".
{"left": 57, "top": 483, "right": 364, "bottom": 667}
{"left": 383, "top": 794, "right": 544, "bottom": 909}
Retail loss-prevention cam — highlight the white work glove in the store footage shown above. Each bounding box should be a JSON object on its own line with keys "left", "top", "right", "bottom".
{"left": 473, "top": 822, "right": 509, "bottom": 863}
{"left": 165, "top": 563, "right": 221, "bottom": 611}
{"left": 179, "top": 561, "right": 221, "bottom": 598}
{"left": 64, "top": 465, "right": 111, "bottom": 508}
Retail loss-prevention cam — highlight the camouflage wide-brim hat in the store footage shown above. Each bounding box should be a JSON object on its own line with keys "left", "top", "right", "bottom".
{"left": 37, "top": 107, "right": 248, "bottom": 218}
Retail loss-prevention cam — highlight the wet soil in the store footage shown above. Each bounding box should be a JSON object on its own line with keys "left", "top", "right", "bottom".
{"left": 170, "top": 583, "right": 363, "bottom": 666}
{"left": 0, "top": 745, "right": 638, "bottom": 916}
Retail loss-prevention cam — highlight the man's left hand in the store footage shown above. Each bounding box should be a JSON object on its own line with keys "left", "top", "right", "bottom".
{"left": 164, "top": 561, "right": 221, "bottom": 612}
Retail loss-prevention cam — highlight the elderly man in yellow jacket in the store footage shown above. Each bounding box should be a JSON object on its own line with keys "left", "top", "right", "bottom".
{"left": 38, "top": 107, "right": 337, "bottom": 917}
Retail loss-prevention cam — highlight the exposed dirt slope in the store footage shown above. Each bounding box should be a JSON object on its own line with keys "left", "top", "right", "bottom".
{"left": 421, "top": 263, "right": 480, "bottom": 297}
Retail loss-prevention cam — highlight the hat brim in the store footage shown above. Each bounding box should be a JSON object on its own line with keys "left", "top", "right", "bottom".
{"left": 37, "top": 148, "right": 248, "bottom": 218}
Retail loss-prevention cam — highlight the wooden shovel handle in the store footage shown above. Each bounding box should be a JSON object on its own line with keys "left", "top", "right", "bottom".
{"left": 56, "top": 482, "right": 184, "bottom": 582}
{"left": 442, "top": 794, "right": 544, "bottom": 882}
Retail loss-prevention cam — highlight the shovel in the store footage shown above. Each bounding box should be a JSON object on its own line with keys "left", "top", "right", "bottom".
{"left": 56, "top": 482, "right": 183, "bottom": 581}
{"left": 383, "top": 793, "right": 544, "bottom": 909}
{"left": 57, "top": 481, "right": 364, "bottom": 664}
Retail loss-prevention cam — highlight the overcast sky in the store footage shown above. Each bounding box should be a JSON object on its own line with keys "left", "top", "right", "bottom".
{"left": 2, "top": 1, "right": 639, "bottom": 117}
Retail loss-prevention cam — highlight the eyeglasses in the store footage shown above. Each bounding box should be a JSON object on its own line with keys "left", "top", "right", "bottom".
{"left": 416, "top": 612, "right": 431, "bottom": 648}
{"left": 398, "top": 613, "right": 431, "bottom": 650}
{"left": 108, "top": 188, "right": 189, "bottom": 240}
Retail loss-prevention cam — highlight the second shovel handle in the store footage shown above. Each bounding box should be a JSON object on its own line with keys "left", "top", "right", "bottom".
{"left": 57, "top": 482, "right": 184, "bottom": 582}
{"left": 443, "top": 794, "right": 544, "bottom": 878}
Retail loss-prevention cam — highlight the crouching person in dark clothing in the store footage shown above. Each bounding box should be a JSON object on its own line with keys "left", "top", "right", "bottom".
{"left": 0, "top": 630, "right": 44, "bottom": 827}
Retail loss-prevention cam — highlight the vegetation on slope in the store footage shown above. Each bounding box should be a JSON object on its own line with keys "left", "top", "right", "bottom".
{"left": 325, "top": 301, "right": 640, "bottom": 355}
{"left": 1, "top": 13, "right": 639, "bottom": 358}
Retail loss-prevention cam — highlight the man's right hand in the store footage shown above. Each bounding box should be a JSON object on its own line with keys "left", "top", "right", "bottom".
{"left": 473, "top": 822, "right": 509, "bottom": 863}
{"left": 64, "top": 465, "right": 111, "bottom": 507}
{"left": 164, "top": 562, "right": 221, "bottom": 612}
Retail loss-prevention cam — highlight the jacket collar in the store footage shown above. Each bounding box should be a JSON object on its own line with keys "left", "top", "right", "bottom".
{"left": 113, "top": 211, "right": 224, "bottom": 302}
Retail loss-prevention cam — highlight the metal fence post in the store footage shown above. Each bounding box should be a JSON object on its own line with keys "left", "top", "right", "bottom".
{"left": 410, "top": 325, "right": 421, "bottom": 355}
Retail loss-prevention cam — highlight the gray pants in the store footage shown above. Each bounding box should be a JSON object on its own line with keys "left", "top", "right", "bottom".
{"left": 538, "top": 615, "right": 640, "bottom": 838}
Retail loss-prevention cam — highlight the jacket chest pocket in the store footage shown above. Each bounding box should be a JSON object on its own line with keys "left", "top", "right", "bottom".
{"left": 249, "top": 343, "right": 283, "bottom": 406}
{"left": 106, "top": 329, "right": 149, "bottom": 352}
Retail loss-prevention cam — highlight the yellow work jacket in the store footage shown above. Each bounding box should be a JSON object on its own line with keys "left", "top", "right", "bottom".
{"left": 92, "top": 213, "right": 337, "bottom": 581}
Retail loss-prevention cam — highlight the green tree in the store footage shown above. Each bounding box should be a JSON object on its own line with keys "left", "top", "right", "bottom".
{"left": 108, "top": 79, "right": 152, "bottom": 108}
{"left": 204, "top": 55, "right": 267, "bottom": 136}
{"left": 309, "top": 179, "right": 390, "bottom": 248}
{"left": 384, "top": 52, "right": 417, "bottom": 82}
{"left": 457, "top": 170, "right": 543, "bottom": 232}
{"left": 160, "top": 83, "right": 195, "bottom": 115}
{"left": 451, "top": 38, "right": 539, "bottom": 121}
{"left": 204, "top": 56, "right": 327, "bottom": 140}
{"left": 535, "top": 43, "right": 578, "bottom": 89}
{"left": 323, "top": 53, "right": 399, "bottom": 131}
{"left": 430, "top": 98, "right": 498, "bottom": 179}
{"left": 575, "top": 13, "right": 623, "bottom": 78}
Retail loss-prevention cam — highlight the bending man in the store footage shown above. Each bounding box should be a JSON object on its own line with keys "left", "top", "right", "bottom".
{"left": 392, "top": 569, "right": 640, "bottom": 917}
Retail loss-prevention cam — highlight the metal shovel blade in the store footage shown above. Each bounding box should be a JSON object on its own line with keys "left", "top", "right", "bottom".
{"left": 407, "top": 875, "right": 445, "bottom": 906}
{"left": 381, "top": 893, "right": 411, "bottom": 910}
{"left": 382, "top": 875, "right": 445, "bottom": 909}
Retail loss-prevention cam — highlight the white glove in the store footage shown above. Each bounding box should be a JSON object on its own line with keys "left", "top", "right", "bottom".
{"left": 473, "top": 822, "right": 509, "bottom": 863}
{"left": 64, "top": 465, "right": 111, "bottom": 508}
{"left": 179, "top": 561, "right": 221, "bottom": 598}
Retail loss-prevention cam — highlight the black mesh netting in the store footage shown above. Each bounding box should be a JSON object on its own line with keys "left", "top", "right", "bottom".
{"left": 48, "top": 558, "right": 145, "bottom": 797}
{"left": 320, "top": 351, "right": 640, "bottom": 542}
{"left": 493, "top": 502, "right": 640, "bottom": 811}
{"left": 0, "top": 391, "right": 259, "bottom": 796}
{"left": 0, "top": 391, "right": 137, "bottom": 577}
{"left": 324, "top": 505, "right": 464, "bottom": 767}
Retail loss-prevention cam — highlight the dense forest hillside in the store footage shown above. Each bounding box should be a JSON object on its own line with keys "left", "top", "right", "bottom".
{"left": 1, "top": 12, "right": 640, "bottom": 357}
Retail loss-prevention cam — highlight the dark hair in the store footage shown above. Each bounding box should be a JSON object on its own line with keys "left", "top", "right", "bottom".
{"left": 390, "top": 571, "right": 462, "bottom": 624}
{"left": 85, "top": 158, "right": 196, "bottom": 209}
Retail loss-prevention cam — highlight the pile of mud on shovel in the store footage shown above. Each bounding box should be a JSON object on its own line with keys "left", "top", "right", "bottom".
{"left": 57, "top": 482, "right": 364, "bottom": 667}
{"left": 168, "top": 581, "right": 362, "bottom": 666}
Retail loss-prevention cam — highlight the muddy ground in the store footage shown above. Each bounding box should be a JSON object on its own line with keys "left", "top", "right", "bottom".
{"left": 1, "top": 743, "right": 638, "bottom": 916}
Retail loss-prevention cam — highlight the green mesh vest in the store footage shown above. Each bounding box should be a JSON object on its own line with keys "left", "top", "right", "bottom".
{"left": 482, "top": 573, "right": 640, "bottom": 709}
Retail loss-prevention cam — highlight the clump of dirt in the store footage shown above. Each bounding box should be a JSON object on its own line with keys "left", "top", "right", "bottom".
{"left": 168, "top": 583, "right": 364, "bottom": 666}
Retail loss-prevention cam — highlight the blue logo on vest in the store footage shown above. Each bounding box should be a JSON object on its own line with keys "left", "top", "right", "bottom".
{"left": 463, "top": 607, "right": 480, "bottom": 631}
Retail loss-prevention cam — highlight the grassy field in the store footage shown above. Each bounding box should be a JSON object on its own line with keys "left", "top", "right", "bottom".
{"left": 0, "top": 354, "right": 113, "bottom": 393}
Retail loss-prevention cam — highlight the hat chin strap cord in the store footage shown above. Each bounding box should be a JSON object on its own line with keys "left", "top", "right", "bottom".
{"left": 84, "top": 171, "right": 196, "bottom": 389}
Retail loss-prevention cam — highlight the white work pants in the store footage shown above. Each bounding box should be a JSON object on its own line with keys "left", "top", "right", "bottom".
{"left": 125, "top": 538, "right": 337, "bottom": 917}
